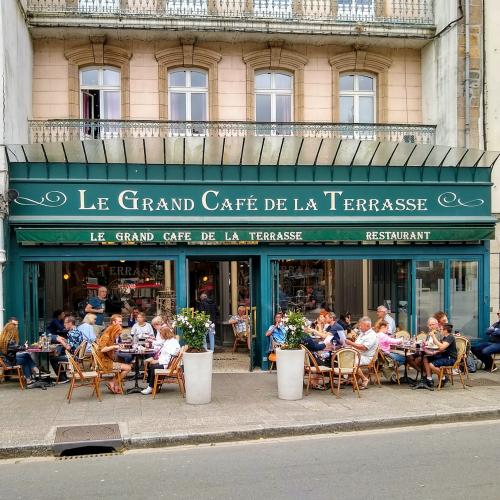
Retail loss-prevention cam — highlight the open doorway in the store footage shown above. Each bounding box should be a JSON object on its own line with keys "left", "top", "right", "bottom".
{"left": 187, "top": 259, "right": 257, "bottom": 372}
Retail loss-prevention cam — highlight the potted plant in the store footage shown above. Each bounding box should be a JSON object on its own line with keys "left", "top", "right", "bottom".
{"left": 276, "top": 310, "right": 308, "bottom": 400}
{"left": 173, "top": 308, "right": 214, "bottom": 405}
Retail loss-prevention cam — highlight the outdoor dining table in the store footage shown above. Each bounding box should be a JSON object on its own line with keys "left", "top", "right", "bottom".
{"left": 118, "top": 347, "right": 155, "bottom": 394}
{"left": 26, "top": 344, "right": 59, "bottom": 389}
{"left": 409, "top": 345, "right": 440, "bottom": 390}
{"left": 390, "top": 342, "right": 417, "bottom": 384}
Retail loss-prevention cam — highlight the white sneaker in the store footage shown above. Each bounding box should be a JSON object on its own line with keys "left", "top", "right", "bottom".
{"left": 141, "top": 386, "right": 153, "bottom": 395}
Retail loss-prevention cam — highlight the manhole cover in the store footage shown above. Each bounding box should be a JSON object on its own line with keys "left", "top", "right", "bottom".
{"left": 465, "top": 377, "right": 500, "bottom": 387}
{"left": 53, "top": 424, "right": 122, "bottom": 456}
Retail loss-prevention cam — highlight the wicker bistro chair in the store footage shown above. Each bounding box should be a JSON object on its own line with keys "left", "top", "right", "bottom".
{"left": 268, "top": 339, "right": 282, "bottom": 372}
{"left": 437, "top": 336, "right": 468, "bottom": 390}
{"left": 90, "top": 343, "right": 125, "bottom": 395}
{"left": 491, "top": 353, "right": 500, "bottom": 373}
{"left": 0, "top": 356, "right": 25, "bottom": 390}
{"left": 232, "top": 321, "right": 250, "bottom": 353}
{"left": 359, "top": 348, "right": 382, "bottom": 387}
{"left": 415, "top": 332, "right": 427, "bottom": 342}
{"left": 302, "top": 345, "right": 332, "bottom": 395}
{"left": 65, "top": 350, "right": 101, "bottom": 403}
{"left": 330, "top": 348, "right": 361, "bottom": 398}
{"left": 152, "top": 346, "right": 187, "bottom": 399}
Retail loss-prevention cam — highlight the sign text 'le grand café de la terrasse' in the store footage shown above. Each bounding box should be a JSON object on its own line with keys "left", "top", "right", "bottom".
{"left": 10, "top": 183, "right": 493, "bottom": 245}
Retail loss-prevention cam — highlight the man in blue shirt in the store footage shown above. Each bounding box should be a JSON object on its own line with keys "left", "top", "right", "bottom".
{"left": 266, "top": 312, "right": 286, "bottom": 345}
{"left": 85, "top": 286, "right": 107, "bottom": 332}
{"left": 49, "top": 316, "right": 83, "bottom": 383}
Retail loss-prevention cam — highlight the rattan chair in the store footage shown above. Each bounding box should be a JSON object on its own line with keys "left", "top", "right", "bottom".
{"left": 359, "top": 348, "right": 382, "bottom": 387}
{"left": 491, "top": 352, "right": 500, "bottom": 372}
{"left": 152, "top": 346, "right": 186, "bottom": 399}
{"left": 90, "top": 343, "right": 124, "bottom": 394}
{"left": 330, "top": 348, "right": 361, "bottom": 398}
{"left": 437, "top": 336, "right": 468, "bottom": 390}
{"left": 268, "top": 339, "right": 281, "bottom": 372}
{"left": 65, "top": 350, "right": 101, "bottom": 403}
{"left": 231, "top": 321, "right": 250, "bottom": 352}
{"left": 0, "top": 356, "right": 25, "bottom": 390}
{"left": 415, "top": 332, "right": 427, "bottom": 342}
{"left": 302, "top": 345, "right": 332, "bottom": 395}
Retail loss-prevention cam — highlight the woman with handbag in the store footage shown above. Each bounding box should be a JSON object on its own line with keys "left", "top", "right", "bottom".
{"left": 0, "top": 318, "right": 39, "bottom": 385}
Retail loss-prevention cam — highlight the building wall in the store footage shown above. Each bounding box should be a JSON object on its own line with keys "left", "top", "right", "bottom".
{"left": 485, "top": 0, "right": 500, "bottom": 323}
{"left": 32, "top": 39, "right": 423, "bottom": 124}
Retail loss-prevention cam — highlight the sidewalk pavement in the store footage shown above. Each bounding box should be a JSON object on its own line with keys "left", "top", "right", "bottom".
{"left": 1, "top": 369, "right": 500, "bottom": 458}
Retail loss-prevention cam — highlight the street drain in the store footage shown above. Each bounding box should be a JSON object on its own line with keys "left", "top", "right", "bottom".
{"left": 53, "top": 424, "right": 122, "bottom": 456}
{"left": 58, "top": 448, "right": 120, "bottom": 459}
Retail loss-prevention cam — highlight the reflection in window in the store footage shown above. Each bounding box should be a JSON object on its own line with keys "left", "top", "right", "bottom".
{"left": 80, "top": 66, "right": 121, "bottom": 139}
{"left": 339, "top": 73, "right": 375, "bottom": 123}
{"left": 416, "top": 260, "right": 444, "bottom": 334}
{"left": 168, "top": 68, "right": 208, "bottom": 135}
{"left": 255, "top": 71, "right": 293, "bottom": 135}
{"left": 450, "top": 261, "right": 479, "bottom": 337}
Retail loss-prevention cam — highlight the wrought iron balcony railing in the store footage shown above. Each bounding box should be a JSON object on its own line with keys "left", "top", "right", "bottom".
{"left": 29, "top": 119, "right": 436, "bottom": 145}
{"left": 27, "top": 0, "right": 434, "bottom": 25}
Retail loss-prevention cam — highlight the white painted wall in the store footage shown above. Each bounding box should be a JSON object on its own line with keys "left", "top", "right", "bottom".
{"left": 422, "top": 0, "right": 459, "bottom": 147}
{"left": 0, "top": 0, "right": 33, "bottom": 327}
{"left": 484, "top": 0, "right": 500, "bottom": 321}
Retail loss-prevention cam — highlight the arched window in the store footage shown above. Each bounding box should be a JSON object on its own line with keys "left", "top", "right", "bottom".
{"left": 339, "top": 73, "right": 376, "bottom": 123}
{"left": 255, "top": 71, "right": 293, "bottom": 135}
{"left": 168, "top": 68, "right": 208, "bottom": 121}
{"left": 80, "top": 66, "right": 121, "bottom": 138}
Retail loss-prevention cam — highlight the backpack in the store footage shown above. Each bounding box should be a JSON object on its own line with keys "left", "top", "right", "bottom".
{"left": 466, "top": 351, "right": 477, "bottom": 373}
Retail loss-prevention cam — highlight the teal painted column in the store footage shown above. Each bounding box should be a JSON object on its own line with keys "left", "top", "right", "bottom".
{"left": 175, "top": 252, "right": 187, "bottom": 311}
{"left": 259, "top": 256, "right": 272, "bottom": 369}
{"left": 482, "top": 242, "right": 490, "bottom": 339}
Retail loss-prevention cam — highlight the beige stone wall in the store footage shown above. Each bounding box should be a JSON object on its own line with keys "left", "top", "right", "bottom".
{"left": 32, "top": 39, "right": 423, "bottom": 124}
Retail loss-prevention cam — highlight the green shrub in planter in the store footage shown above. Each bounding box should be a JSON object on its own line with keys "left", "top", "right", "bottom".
{"left": 173, "top": 308, "right": 213, "bottom": 352}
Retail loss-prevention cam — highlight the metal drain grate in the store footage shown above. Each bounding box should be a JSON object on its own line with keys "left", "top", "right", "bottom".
{"left": 465, "top": 378, "right": 500, "bottom": 387}
{"left": 53, "top": 424, "right": 122, "bottom": 456}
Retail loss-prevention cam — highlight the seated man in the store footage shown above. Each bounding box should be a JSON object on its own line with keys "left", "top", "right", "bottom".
{"left": 265, "top": 312, "right": 286, "bottom": 346}
{"left": 471, "top": 311, "right": 500, "bottom": 370}
{"left": 407, "top": 316, "right": 440, "bottom": 373}
{"left": 421, "top": 323, "right": 457, "bottom": 389}
{"left": 49, "top": 315, "right": 83, "bottom": 383}
{"left": 345, "top": 316, "right": 378, "bottom": 389}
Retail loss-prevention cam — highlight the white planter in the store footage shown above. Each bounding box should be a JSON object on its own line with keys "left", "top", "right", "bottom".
{"left": 183, "top": 350, "right": 213, "bottom": 405}
{"left": 276, "top": 348, "right": 304, "bottom": 401}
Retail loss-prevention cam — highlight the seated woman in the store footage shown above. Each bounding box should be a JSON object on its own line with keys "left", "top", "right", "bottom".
{"left": 78, "top": 313, "right": 97, "bottom": 353}
{"left": 141, "top": 325, "right": 181, "bottom": 395}
{"left": 150, "top": 316, "right": 167, "bottom": 351}
{"left": 131, "top": 312, "right": 154, "bottom": 343}
{"left": 96, "top": 315, "right": 131, "bottom": 394}
{"left": 374, "top": 320, "right": 405, "bottom": 380}
{"left": 0, "top": 318, "right": 39, "bottom": 385}
{"left": 229, "top": 305, "right": 250, "bottom": 349}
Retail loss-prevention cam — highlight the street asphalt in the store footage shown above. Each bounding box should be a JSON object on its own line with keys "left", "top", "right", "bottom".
{"left": 1, "top": 370, "right": 500, "bottom": 458}
{"left": 0, "top": 420, "right": 498, "bottom": 500}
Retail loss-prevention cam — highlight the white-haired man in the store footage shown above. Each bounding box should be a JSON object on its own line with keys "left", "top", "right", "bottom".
{"left": 376, "top": 305, "right": 396, "bottom": 335}
{"left": 345, "top": 316, "right": 378, "bottom": 389}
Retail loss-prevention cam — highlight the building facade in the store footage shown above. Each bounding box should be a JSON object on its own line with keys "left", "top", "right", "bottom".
{"left": 2, "top": 0, "right": 499, "bottom": 368}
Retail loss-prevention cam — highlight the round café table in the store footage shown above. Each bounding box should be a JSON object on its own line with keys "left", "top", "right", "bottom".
{"left": 118, "top": 348, "right": 155, "bottom": 394}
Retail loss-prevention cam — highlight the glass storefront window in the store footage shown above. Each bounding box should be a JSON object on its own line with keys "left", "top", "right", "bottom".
{"left": 416, "top": 260, "right": 444, "bottom": 333}
{"left": 40, "top": 261, "right": 176, "bottom": 326}
{"left": 450, "top": 260, "right": 479, "bottom": 337}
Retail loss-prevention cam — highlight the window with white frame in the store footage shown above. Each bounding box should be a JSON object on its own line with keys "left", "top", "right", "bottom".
{"left": 253, "top": 0, "right": 292, "bottom": 18}
{"left": 339, "top": 73, "right": 376, "bottom": 124}
{"left": 168, "top": 68, "right": 208, "bottom": 135}
{"left": 80, "top": 66, "right": 121, "bottom": 138}
{"left": 255, "top": 71, "right": 293, "bottom": 135}
{"left": 337, "top": 0, "right": 375, "bottom": 20}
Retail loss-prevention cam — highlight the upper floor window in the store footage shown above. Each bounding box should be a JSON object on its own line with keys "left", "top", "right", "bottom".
{"left": 255, "top": 71, "right": 293, "bottom": 135}
{"left": 254, "top": 0, "right": 292, "bottom": 17}
{"left": 337, "top": 0, "right": 375, "bottom": 20}
{"left": 80, "top": 67, "right": 121, "bottom": 138}
{"left": 339, "top": 73, "right": 375, "bottom": 123}
{"left": 168, "top": 69, "right": 208, "bottom": 121}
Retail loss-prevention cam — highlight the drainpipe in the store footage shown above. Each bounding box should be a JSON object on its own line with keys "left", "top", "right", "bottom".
{"left": 0, "top": 150, "right": 7, "bottom": 331}
{"left": 464, "top": 0, "right": 471, "bottom": 148}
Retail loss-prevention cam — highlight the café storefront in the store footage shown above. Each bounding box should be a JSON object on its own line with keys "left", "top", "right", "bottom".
{"left": 5, "top": 137, "right": 496, "bottom": 369}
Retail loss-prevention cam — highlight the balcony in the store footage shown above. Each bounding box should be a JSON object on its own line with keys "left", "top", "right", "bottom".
{"left": 26, "top": 1, "right": 435, "bottom": 39}
{"left": 29, "top": 119, "right": 436, "bottom": 145}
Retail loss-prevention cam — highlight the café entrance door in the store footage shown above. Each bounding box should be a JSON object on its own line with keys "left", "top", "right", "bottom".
{"left": 187, "top": 258, "right": 258, "bottom": 371}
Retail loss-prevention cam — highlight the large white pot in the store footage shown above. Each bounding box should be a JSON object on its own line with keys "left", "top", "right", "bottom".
{"left": 276, "top": 348, "right": 304, "bottom": 401}
{"left": 183, "top": 350, "right": 213, "bottom": 405}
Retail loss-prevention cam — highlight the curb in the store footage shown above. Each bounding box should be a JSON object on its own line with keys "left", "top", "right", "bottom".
{"left": 2, "top": 408, "right": 500, "bottom": 459}
{"left": 124, "top": 408, "right": 500, "bottom": 450}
